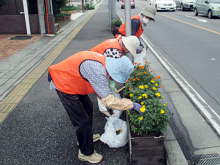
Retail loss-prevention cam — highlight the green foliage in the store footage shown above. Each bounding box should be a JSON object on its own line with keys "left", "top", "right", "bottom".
{"left": 112, "top": 16, "right": 122, "bottom": 26}
{"left": 86, "top": 3, "right": 95, "bottom": 10}
{"left": 54, "top": 0, "right": 68, "bottom": 9}
{"left": 61, "top": 6, "right": 79, "bottom": 11}
{"left": 0, "top": 0, "right": 6, "bottom": 8}
{"left": 54, "top": 13, "right": 71, "bottom": 17}
{"left": 52, "top": 0, "right": 60, "bottom": 15}
{"left": 124, "top": 63, "right": 170, "bottom": 136}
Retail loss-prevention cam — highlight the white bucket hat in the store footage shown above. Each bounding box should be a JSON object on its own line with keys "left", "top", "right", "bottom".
{"left": 105, "top": 56, "right": 134, "bottom": 83}
{"left": 141, "top": 5, "right": 156, "bottom": 22}
{"left": 122, "top": 36, "right": 140, "bottom": 56}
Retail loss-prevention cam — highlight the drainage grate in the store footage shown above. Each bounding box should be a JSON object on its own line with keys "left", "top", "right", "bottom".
{"left": 10, "top": 36, "right": 33, "bottom": 40}
{"left": 193, "top": 153, "right": 220, "bottom": 165}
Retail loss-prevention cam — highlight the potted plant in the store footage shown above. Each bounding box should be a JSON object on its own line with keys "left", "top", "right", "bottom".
{"left": 124, "top": 62, "right": 170, "bottom": 164}
{"left": 112, "top": 16, "right": 122, "bottom": 31}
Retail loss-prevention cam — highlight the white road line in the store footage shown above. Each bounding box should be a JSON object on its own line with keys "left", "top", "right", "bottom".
{"left": 185, "top": 15, "right": 209, "bottom": 23}
{"left": 141, "top": 34, "right": 220, "bottom": 135}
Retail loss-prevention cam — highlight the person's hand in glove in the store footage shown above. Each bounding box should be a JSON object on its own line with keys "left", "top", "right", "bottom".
{"left": 132, "top": 103, "right": 143, "bottom": 115}
{"left": 109, "top": 80, "right": 115, "bottom": 91}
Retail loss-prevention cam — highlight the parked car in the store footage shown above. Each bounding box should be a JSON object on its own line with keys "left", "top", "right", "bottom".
{"left": 194, "top": 0, "right": 220, "bottom": 18}
{"left": 121, "top": 0, "right": 135, "bottom": 9}
{"left": 149, "top": 0, "right": 176, "bottom": 11}
{"left": 174, "top": 0, "right": 196, "bottom": 10}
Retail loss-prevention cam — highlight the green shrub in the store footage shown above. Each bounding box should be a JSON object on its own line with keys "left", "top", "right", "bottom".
{"left": 54, "top": 13, "right": 71, "bottom": 17}
{"left": 61, "top": 6, "right": 80, "bottom": 11}
{"left": 124, "top": 62, "right": 170, "bottom": 136}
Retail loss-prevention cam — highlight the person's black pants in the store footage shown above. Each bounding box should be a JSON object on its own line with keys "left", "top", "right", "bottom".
{"left": 56, "top": 90, "right": 94, "bottom": 156}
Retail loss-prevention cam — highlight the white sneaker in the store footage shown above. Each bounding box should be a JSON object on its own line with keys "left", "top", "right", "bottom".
{"left": 78, "top": 150, "right": 103, "bottom": 164}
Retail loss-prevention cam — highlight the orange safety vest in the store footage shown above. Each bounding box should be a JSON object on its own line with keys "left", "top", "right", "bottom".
{"left": 49, "top": 51, "right": 107, "bottom": 95}
{"left": 90, "top": 38, "right": 123, "bottom": 57}
{"left": 115, "top": 14, "right": 143, "bottom": 38}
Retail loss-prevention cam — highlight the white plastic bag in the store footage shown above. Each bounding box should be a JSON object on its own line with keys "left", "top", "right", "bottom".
{"left": 134, "top": 47, "right": 147, "bottom": 66}
{"left": 100, "top": 116, "right": 128, "bottom": 148}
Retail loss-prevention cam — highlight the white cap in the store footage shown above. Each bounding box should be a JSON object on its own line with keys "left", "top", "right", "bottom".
{"left": 122, "top": 36, "right": 140, "bottom": 56}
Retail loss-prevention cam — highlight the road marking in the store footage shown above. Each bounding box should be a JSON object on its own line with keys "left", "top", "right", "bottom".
{"left": 136, "top": 4, "right": 220, "bottom": 35}
{"left": 0, "top": 1, "right": 103, "bottom": 125}
{"left": 141, "top": 34, "right": 220, "bottom": 136}
{"left": 185, "top": 15, "right": 209, "bottom": 23}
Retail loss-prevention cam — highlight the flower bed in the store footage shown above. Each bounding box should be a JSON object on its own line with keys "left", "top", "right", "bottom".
{"left": 124, "top": 62, "right": 170, "bottom": 136}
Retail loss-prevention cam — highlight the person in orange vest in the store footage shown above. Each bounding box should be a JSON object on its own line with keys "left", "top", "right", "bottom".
{"left": 114, "top": 5, "right": 156, "bottom": 47}
{"left": 48, "top": 51, "right": 143, "bottom": 164}
{"left": 90, "top": 35, "right": 140, "bottom": 117}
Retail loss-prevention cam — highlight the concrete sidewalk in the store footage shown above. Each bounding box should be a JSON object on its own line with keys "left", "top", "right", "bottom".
{"left": 0, "top": 0, "right": 219, "bottom": 164}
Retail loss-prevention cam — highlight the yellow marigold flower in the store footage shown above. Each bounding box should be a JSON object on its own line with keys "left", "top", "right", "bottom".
{"left": 119, "top": 129, "right": 122, "bottom": 132}
{"left": 155, "top": 84, "right": 158, "bottom": 87}
{"left": 160, "top": 110, "right": 165, "bottom": 114}
{"left": 139, "top": 117, "right": 143, "bottom": 120}
{"left": 152, "top": 87, "right": 157, "bottom": 90}
{"left": 151, "top": 80, "right": 155, "bottom": 83}
{"left": 140, "top": 107, "right": 145, "bottom": 112}
{"left": 142, "top": 105, "right": 145, "bottom": 108}
{"left": 139, "top": 85, "right": 144, "bottom": 89}
{"left": 155, "top": 93, "right": 161, "bottom": 97}
{"left": 130, "top": 94, "right": 133, "bottom": 97}
{"left": 141, "top": 102, "right": 144, "bottom": 105}
{"left": 142, "top": 93, "right": 147, "bottom": 97}
{"left": 162, "top": 96, "right": 164, "bottom": 99}
{"left": 138, "top": 96, "right": 142, "bottom": 99}
{"left": 164, "top": 102, "right": 168, "bottom": 106}
{"left": 145, "top": 85, "right": 148, "bottom": 88}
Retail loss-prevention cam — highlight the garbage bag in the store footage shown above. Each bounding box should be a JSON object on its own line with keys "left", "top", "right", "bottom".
{"left": 100, "top": 116, "right": 128, "bottom": 148}
{"left": 134, "top": 46, "right": 147, "bottom": 66}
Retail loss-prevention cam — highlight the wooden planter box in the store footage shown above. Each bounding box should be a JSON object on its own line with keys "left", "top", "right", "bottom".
{"left": 126, "top": 112, "right": 166, "bottom": 165}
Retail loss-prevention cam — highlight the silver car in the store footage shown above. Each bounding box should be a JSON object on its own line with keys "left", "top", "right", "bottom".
{"left": 174, "top": 0, "right": 196, "bottom": 10}
{"left": 194, "top": 0, "right": 220, "bottom": 18}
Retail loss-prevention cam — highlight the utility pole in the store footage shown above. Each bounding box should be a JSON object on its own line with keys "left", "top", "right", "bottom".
{"left": 22, "top": 0, "right": 31, "bottom": 34}
{"left": 125, "top": 0, "right": 132, "bottom": 62}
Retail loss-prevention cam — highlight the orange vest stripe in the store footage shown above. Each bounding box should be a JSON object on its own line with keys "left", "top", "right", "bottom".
{"left": 90, "top": 38, "right": 123, "bottom": 57}
{"left": 49, "top": 51, "right": 106, "bottom": 95}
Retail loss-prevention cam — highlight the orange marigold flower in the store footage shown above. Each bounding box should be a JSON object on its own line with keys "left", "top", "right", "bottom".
{"left": 152, "top": 78, "right": 155, "bottom": 81}
{"left": 133, "top": 79, "right": 136, "bottom": 81}
{"left": 138, "top": 78, "right": 140, "bottom": 81}
{"left": 158, "top": 76, "right": 161, "bottom": 79}
{"left": 130, "top": 77, "right": 133, "bottom": 79}
{"left": 129, "top": 87, "right": 131, "bottom": 90}
{"left": 143, "top": 72, "right": 146, "bottom": 74}
{"left": 145, "top": 61, "right": 148, "bottom": 63}
{"left": 126, "top": 80, "right": 129, "bottom": 83}
{"left": 134, "top": 69, "right": 136, "bottom": 71}
{"left": 134, "top": 62, "right": 137, "bottom": 64}
{"left": 137, "top": 73, "right": 140, "bottom": 76}
{"left": 151, "top": 70, "right": 153, "bottom": 72}
{"left": 160, "top": 85, "right": 162, "bottom": 88}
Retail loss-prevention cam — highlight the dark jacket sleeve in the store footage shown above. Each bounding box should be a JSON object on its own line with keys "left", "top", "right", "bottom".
{"left": 131, "top": 19, "right": 140, "bottom": 36}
